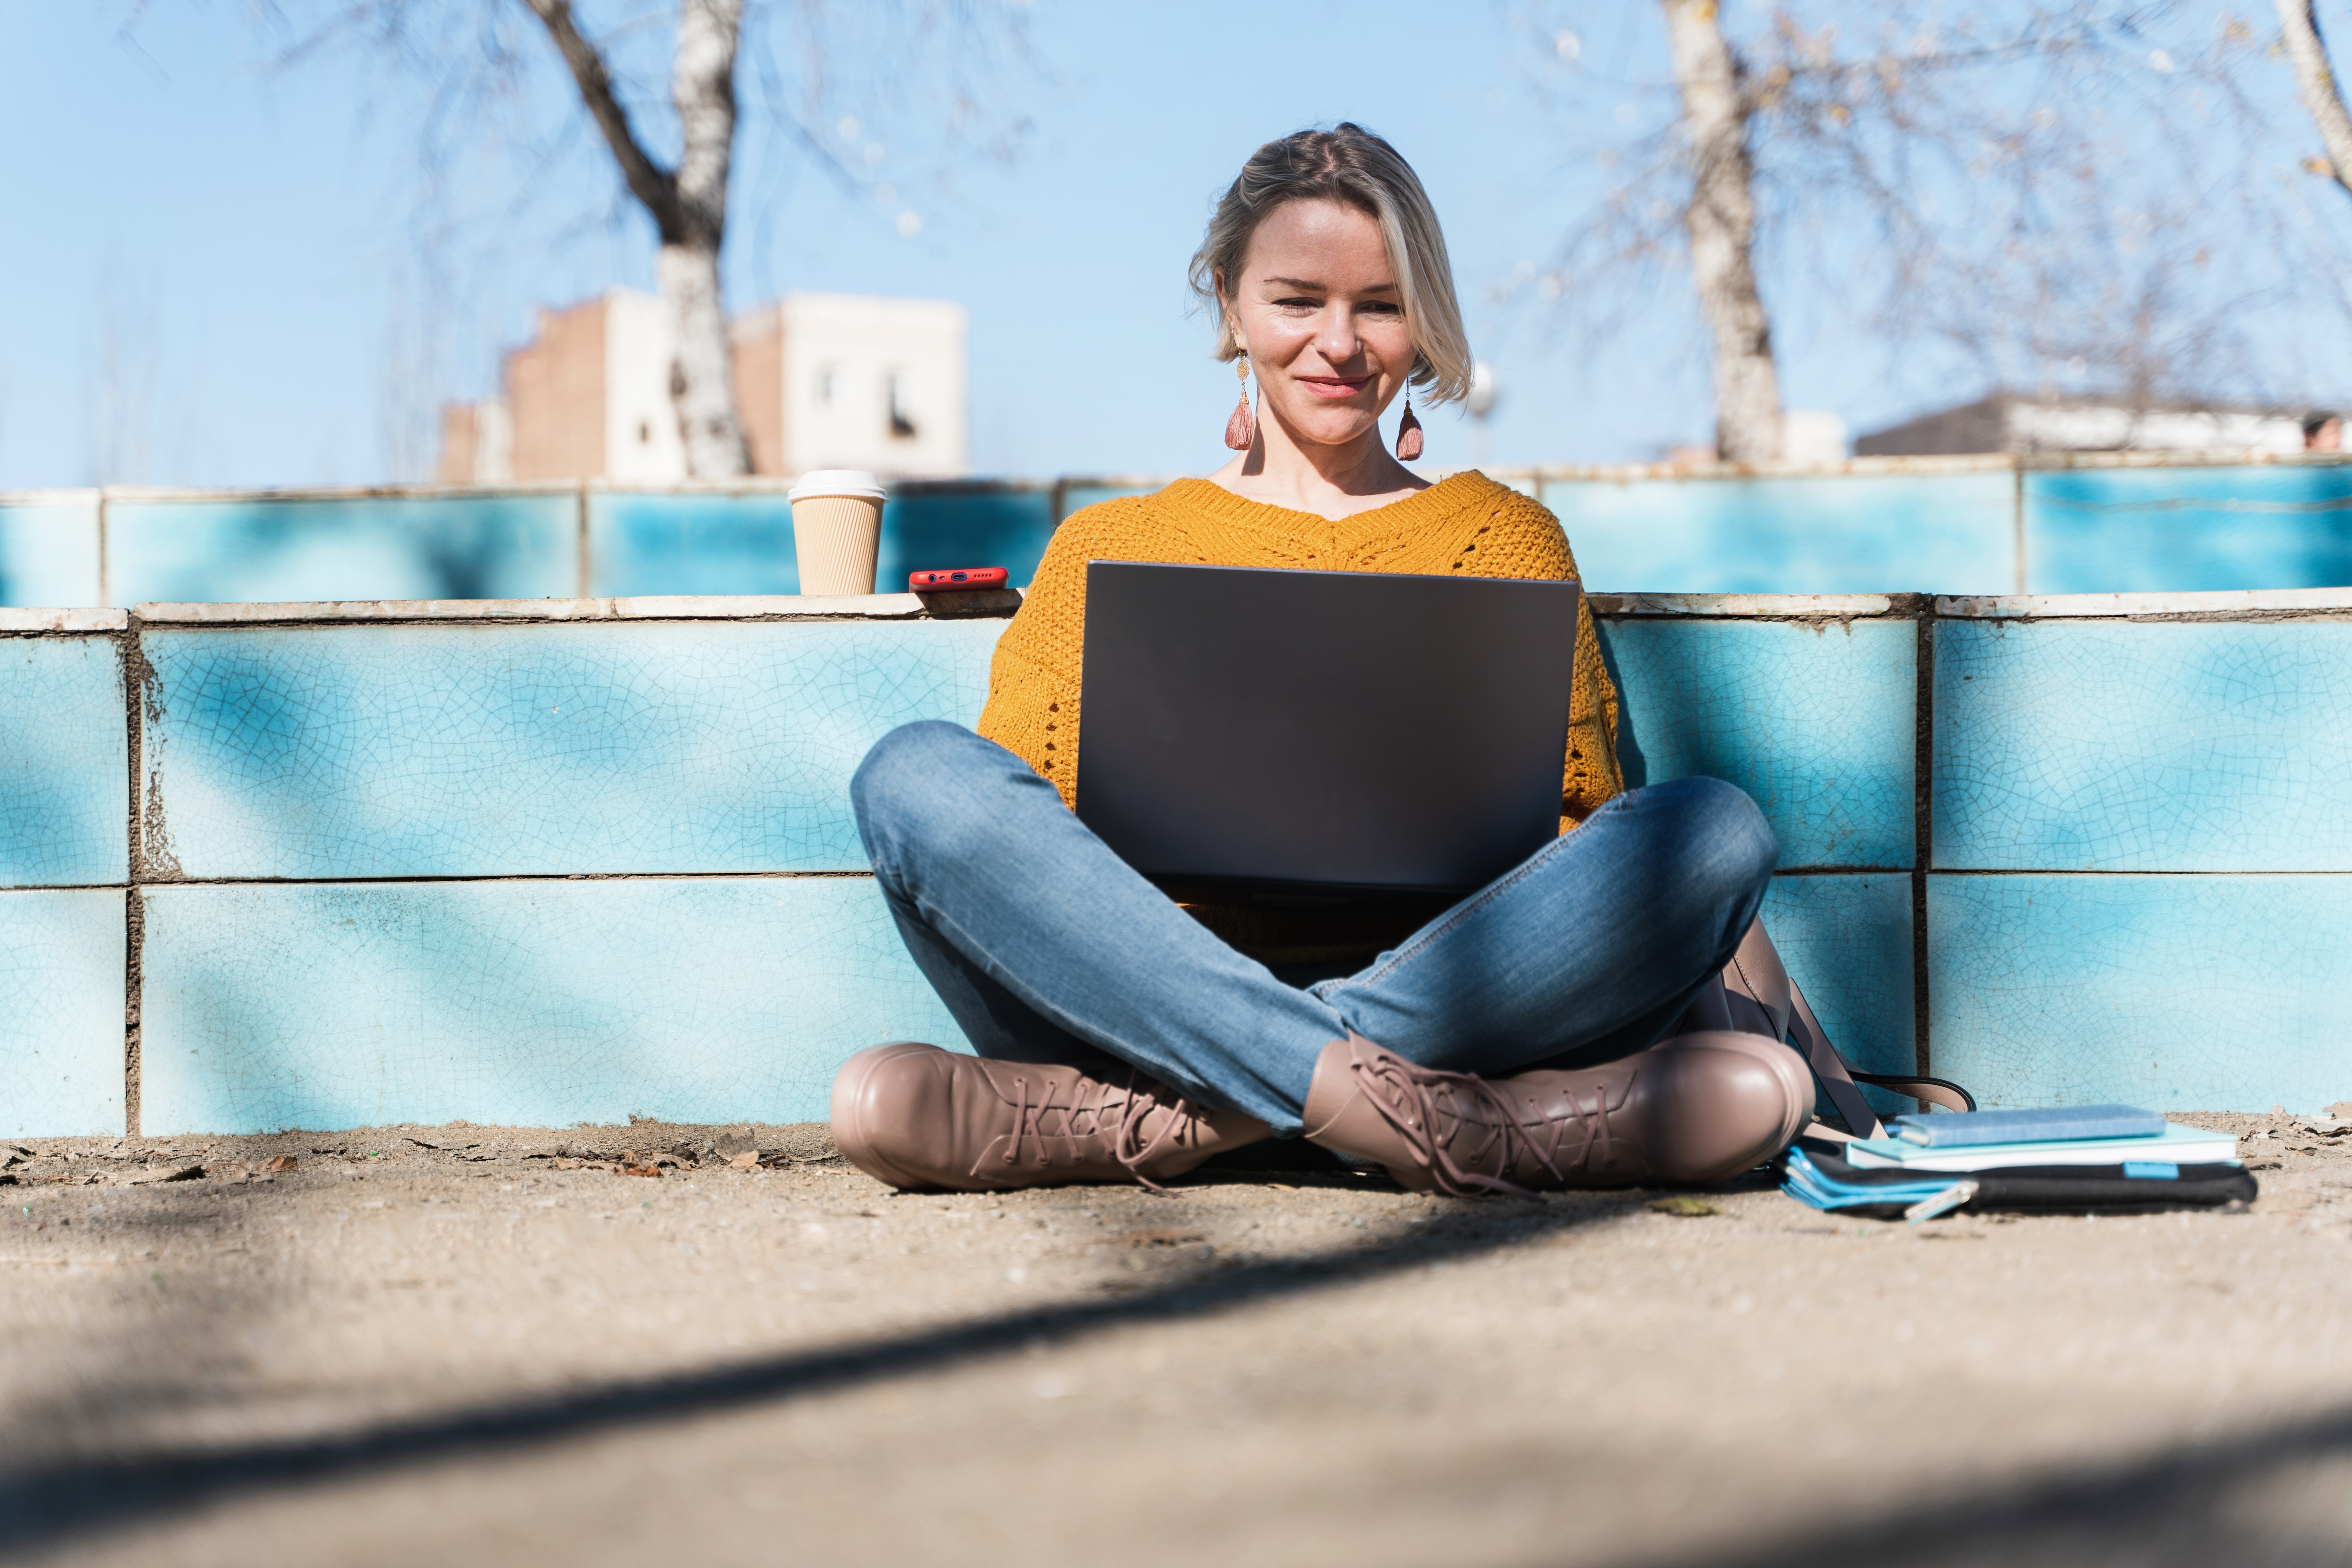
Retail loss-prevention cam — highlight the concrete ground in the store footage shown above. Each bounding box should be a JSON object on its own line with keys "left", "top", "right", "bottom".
{"left": 4, "top": 1112, "right": 2351, "bottom": 1567}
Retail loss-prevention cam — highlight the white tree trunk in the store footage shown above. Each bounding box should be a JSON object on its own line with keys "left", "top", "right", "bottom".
{"left": 658, "top": 241, "right": 742, "bottom": 475}
{"left": 1661, "top": 0, "right": 1783, "bottom": 462}
{"left": 665, "top": 0, "right": 749, "bottom": 477}
{"left": 2277, "top": 0, "right": 2352, "bottom": 203}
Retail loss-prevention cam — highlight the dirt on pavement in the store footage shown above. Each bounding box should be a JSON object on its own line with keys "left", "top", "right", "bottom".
{"left": 4, "top": 1111, "right": 2351, "bottom": 1567}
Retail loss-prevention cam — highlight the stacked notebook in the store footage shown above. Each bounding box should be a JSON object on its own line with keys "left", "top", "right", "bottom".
{"left": 1843, "top": 1104, "right": 2239, "bottom": 1174}
{"left": 1780, "top": 1104, "right": 2254, "bottom": 1221}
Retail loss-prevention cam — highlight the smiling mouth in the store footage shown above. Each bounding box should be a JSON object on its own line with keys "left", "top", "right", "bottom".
{"left": 1297, "top": 377, "right": 1372, "bottom": 399}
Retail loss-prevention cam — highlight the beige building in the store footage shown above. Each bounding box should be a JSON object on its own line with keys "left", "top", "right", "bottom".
{"left": 439, "top": 288, "right": 968, "bottom": 482}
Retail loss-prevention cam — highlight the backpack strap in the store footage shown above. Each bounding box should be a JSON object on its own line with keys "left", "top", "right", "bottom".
{"left": 1719, "top": 918, "right": 1978, "bottom": 1138}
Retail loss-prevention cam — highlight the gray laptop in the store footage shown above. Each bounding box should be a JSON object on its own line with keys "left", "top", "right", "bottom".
{"left": 1075, "top": 561, "right": 1581, "bottom": 897}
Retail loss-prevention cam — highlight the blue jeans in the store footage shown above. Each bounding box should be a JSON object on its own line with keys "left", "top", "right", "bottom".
{"left": 851, "top": 721, "right": 1778, "bottom": 1136}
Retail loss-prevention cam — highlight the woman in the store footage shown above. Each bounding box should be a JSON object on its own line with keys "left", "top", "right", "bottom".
{"left": 832, "top": 124, "right": 1810, "bottom": 1197}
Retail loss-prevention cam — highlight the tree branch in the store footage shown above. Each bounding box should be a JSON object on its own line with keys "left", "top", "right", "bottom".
{"left": 2276, "top": 0, "right": 2352, "bottom": 202}
{"left": 519, "top": 0, "right": 683, "bottom": 239}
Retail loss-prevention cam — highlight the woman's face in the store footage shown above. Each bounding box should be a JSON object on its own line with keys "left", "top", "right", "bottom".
{"left": 1220, "top": 198, "right": 1414, "bottom": 452}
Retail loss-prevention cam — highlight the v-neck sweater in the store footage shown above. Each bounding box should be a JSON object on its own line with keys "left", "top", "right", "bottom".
{"left": 975, "top": 471, "right": 1626, "bottom": 960}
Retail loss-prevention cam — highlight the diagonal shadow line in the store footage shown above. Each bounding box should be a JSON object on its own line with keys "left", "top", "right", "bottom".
{"left": 0, "top": 1189, "right": 1640, "bottom": 1556}
{"left": 1601, "top": 1399, "right": 2352, "bottom": 1568}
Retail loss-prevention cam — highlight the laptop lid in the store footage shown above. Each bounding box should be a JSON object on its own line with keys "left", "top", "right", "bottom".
{"left": 1075, "top": 561, "right": 1580, "bottom": 896}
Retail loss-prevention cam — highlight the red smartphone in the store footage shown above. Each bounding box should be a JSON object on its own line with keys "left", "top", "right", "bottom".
{"left": 908, "top": 566, "right": 1010, "bottom": 591}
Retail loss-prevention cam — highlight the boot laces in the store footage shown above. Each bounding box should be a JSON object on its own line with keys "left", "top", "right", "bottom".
{"left": 1514, "top": 1081, "right": 1615, "bottom": 1175}
{"left": 997, "top": 1070, "right": 1200, "bottom": 1193}
{"left": 1350, "top": 1053, "right": 1566, "bottom": 1198}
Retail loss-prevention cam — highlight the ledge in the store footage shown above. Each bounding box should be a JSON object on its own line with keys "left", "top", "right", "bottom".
{"left": 1936, "top": 588, "right": 2352, "bottom": 620}
{"left": 132, "top": 589, "right": 1025, "bottom": 626}
{"left": 0, "top": 607, "right": 129, "bottom": 632}
{"left": 1589, "top": 593, "right": 1904, "bottom": 619}
{"left": 16, "top": 586, "right": 2347, "bottom": 629}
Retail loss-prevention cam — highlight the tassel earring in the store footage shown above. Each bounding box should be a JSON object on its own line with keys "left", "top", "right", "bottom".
{"left": 1394, "top": 382, "right": 1425, "bottom": 461}
{"left": 1224, "top": 355, "right": 1257, "bottom": 451}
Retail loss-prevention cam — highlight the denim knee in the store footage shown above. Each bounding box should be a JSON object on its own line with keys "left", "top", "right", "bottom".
{"left": 851, "top": 720, "right": 993, "bottom": 882}
{"left": 1650, "top": 774, "right": 1778, "bottom": 899}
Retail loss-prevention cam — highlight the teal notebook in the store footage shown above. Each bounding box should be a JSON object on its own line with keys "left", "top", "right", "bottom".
{"left": 1843, "top": 1122, "right": 2238, "bottom": 1172}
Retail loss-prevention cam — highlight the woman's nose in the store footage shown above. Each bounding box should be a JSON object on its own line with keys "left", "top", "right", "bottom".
{"left": 1313, "top": 310, "right": 1361, "bottom": 364}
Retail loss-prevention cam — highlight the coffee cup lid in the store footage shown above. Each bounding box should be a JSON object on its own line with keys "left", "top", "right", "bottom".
{"left": 788, "top": 469, "right": 887, "bottom": 501}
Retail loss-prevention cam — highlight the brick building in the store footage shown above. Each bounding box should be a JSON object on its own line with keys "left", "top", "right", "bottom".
{"left": 438, "top": 289, "right": 968, "bottom": 482}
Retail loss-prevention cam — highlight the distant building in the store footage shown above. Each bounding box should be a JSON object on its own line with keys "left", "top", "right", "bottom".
{"left": 437, "top": 288, "right": 968, "bottom": 482}
{"left": 1856, "top": 393, "right": 2307, "bottom": 457}
{"left": 730, "top": 294, "right": 967, "bottom": 479}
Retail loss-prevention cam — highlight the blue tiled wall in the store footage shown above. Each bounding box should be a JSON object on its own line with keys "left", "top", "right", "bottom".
{"left": 1600, "top": 618, "right": 1915, "bottom": 868}
{"left": 108, "top": 494, "right": 578, "bottom": 606}
{"left": 588, "top": 491, "right": 795, "bottom": 597}
{"left": 1758, "top": 873, "right": 1915, "bottom": 1118}
{"left": 0, "top": 498, "right": 103, "bottom": 607}
{"left": 0, "top": 637, "right": 127, "bottom": 888}
{"left": 141, "top": 621, "right": 1007, "bottom": 880}
{"left": 19, "top": 462, "right": 2352, "bottom": 610}
{"left": 0, "top": 888, "right": 127, "bottom": 1138}
{"left": 1935, "top": 620, "right": 2352, "bottom": 871}
{"left": 7, "top": 595, "right": 2350, "bottom": 1132}
{"left": 139, "top": 878, "right": 966, "bottom": 1133}
{"left": 1546, "top": 470, "right": 2019, "bottom": 595}
{"left": 1928, "top": 874, "right": 2352, "bottom": 1111}
{"left": 2026, "top": 464, "right": 2352, "bottom": 593}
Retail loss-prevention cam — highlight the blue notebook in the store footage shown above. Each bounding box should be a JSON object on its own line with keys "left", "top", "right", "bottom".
{"left": 1845, "top": 1122, "right": 2238, "bottom": 1171}
{"left": 1891, "top": 1104, "right": 2163, "bottom": 1147}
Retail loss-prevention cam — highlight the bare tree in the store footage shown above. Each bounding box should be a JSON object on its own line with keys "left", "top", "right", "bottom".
{"left": 1661, "top": 0, "right": 1782, "bottom": 458}
{"left": 262, "top": 1, "right": 1036, "bottom": 479}
{"left": 2276, "top": 0, "right": 2352, "bottom": 201}
{"left": 1524, "top": 4, "right": 2314, "bottom": 454}
{"left": 522, "top": 0, "right": 747, "bottom": 474}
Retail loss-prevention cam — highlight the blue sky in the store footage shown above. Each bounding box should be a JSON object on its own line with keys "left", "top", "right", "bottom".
{"left": 4, "top": 1, "right": 2347, "bottom": 488}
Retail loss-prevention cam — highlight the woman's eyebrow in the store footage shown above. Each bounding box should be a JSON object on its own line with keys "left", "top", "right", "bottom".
{"left": 1261, "top": 276, "right": 1398, "bottom": 293}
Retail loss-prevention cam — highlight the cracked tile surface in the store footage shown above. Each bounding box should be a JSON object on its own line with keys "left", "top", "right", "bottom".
{"left": 2027, "top": 464, "right": 2352, "bottom": 593}
{"left": 588, "top": 493, "right": 800, "bottom": 597}
{"left": 137, "top": 878, "right": 969, "bottom": 1134}
{"left": 1548, "top": 471, "right": 2017, "bottom": 594}
{"left": 107, "top": 496, "right": 576, "bottom": 606}
{"left": 1934, "top": 620, "right": 2352, "bottom": 870}
{"left": 1928, "top": 873, "right": 2352, "bottom": 1112}
{"left": 1601, "top": 618, "right": 1915, "bottom": 867}
{"left": 141, "top": 621, "right": 1008, "bottom": 879}
{"left": 1760, "top": 874, "right": 1915, "bottom": 1113}
{"left": 0, "top": 636, "right": 127, "bottom": 887}
{"left": 0, "top": 888, "right": 126, "bottom": 1136}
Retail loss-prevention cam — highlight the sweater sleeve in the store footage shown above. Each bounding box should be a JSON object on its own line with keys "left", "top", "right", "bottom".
{"left": 975, "top": 501, "right": 1125, "bottom": 808}
{"left": 1558, "top": 541, "right": 1626, "bottom": 829}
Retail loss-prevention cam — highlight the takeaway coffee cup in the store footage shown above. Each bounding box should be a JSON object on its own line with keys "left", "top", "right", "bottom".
{"left": 787, "top": 470, "right": 888, "bottom": 597}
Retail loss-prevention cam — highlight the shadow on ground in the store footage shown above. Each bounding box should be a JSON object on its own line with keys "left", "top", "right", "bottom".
{"left": 0, "top": 1183, "right": 1634, "bottom": 1555}
{"left": 9, "top": 1161, "right": 2347, "bottom": 1567}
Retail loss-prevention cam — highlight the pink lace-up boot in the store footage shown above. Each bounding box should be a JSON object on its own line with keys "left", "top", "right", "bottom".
{"left": 829, "top": 1042, "right": 1272, "bottom": 1192}
{"left": 1301, "top": 1033, "right": 1811, "bottom": 1196}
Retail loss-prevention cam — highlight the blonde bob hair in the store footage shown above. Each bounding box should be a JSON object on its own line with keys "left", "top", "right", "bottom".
{"left": 1187, "top": 123, "right": 1472, "bottom": 405}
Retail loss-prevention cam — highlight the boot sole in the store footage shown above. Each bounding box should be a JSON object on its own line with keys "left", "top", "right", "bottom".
{"left": 828, "top": 1041, "right": 948, "bottom": 1191}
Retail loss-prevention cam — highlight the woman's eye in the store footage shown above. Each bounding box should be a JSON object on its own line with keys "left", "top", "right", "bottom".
{"left": 1274, "top": 296, "right": 1319, "bottom": 310}
{"left": 1360, "top": 302, "right": 1401, "bottom": 317}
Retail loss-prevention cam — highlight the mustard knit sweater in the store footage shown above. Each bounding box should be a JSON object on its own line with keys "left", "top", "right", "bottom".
{"left": 977, "top": 472, "right": 1622, "bottom": 959}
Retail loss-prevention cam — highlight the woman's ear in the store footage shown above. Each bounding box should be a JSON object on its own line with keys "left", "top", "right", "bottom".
{"left": 1213, "top": 266, "right": 1240, "bottom": 350}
